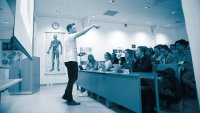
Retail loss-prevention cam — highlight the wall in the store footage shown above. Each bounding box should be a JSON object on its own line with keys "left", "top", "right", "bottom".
{"left": 176, "top": 26, "right": 188, "bottom": 40}
{"left": 34, "top": 17, "right": 179, "bottom": 84}
{"left": 0, "top": 40, "right": 2, "bottom": 67}
{"left": 0, "top": 29, "right": 12, "bottom": 39}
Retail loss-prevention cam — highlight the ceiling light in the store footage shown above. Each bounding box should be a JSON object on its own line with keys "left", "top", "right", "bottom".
{"left": 145, "top": 5, "right": 150, "bottom": 9}
{"left": 92, "top": 15, "right": 95, "bottom": 18}
{"left": 171, "top": 11, "right": 176, "bottom": 15}
{"left": 165, "top": 24, "right": 172, "bottom": 27}
{"left": 108, "top": 0, "right": 115, "bottom": 3}
{"left": 55, "top": 10, "right": 61, "bottom": 14}
{"left": 4, "top": 20, "right": 9, "bottom": 24}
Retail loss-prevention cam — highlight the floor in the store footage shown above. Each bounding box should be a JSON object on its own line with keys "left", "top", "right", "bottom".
{"left": 0, "top": 84, "right": 199, "bottom": 113}
{"left": 0, "top": 84, "right": 134, "bottom": 113}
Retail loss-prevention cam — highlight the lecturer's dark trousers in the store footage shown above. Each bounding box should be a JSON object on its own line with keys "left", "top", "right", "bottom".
{"left": 64, "top": 61, "right": 78, "bottom": 101}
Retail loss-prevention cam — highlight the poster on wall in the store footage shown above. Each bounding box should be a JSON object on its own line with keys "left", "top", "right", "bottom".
{"left": 80, "top": 47, "right": 92, "bottom": 66}
{"left": 45, "top": 32, "right": 65, "bottom": 75}
{"left": 1, "top": 50, "right": 22, "bottom": 68}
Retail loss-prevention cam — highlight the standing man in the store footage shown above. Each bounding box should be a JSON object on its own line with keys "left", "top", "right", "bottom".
{"left": 62, "top": 23, "right": 99, "bottom": 105}
{"left": 47, "top": 34, "right": 63, "bottom": 71}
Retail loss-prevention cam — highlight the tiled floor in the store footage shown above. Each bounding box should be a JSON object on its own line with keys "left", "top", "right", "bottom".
{"left": 0, "top": 84, "right": 116, "bottom": 113}
{"left": 0, "top": 84, "right": 199, "bottom": 113}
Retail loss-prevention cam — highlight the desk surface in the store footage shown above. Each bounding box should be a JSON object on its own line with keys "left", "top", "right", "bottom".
{"left": 0, "top": 79, "right": 22, "bottom": 92}
{"left": 79, "top": 70, "right": 156, "bottom": 79}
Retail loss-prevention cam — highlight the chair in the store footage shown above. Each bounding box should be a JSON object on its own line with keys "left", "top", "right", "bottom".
{"left": 153, "top": 64, "right": 184, "bottom": 113}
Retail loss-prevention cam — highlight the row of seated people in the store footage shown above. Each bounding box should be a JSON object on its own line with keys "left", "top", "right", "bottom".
{"left": 83, "top": 39, "right": 196, "bottom": 112}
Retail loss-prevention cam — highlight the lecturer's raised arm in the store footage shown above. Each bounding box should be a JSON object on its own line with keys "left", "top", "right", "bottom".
{"left": 74, "top": 25, "right": 99, "bottom": 39}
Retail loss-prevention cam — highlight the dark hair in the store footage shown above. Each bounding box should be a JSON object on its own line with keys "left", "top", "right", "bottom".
{"left": 154, "top": 44, "right": 162, "bottom": 50}
{"left": 66, "top": 23, "right": 75, "bottom": 32}
{"left": 119, "top": 57, "right": 126, "bottom": 65}
{"left": 125, "top": 49, "right": 132, "bottom": 55}
{"left": 162, "top": 45, "right": 170, "bottom": 52}
{"left": 137, "top": 46, "right": 146, "bottom": 54}
{"left": 105, "top": 52, "right": 111, "bottom": 59}
{"left": 175, "top": 39, "right": 187, "bottom": 48}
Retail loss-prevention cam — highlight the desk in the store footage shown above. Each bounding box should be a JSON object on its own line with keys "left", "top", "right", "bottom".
{"left": 0, "top": 79, "right": 22, "bottom": 107}
{"left": 76, "top": 70, "right": 160, "bottom": 113}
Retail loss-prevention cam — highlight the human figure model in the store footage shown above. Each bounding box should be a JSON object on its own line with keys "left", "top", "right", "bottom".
{"left": 47, "top": 34, "right": 63, "bottom": 71}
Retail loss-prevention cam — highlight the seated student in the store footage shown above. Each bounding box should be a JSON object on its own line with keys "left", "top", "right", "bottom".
{"left": 132, "top": 46, "right": 152, "bottom": 72}
{"left": 118, "top": 57, "right": 126, "bottom": 65}
{"left": 132, "top": 46, "right": 154, "bottom": 112}
{"left": 169, "top": 44, "right": 176, "bottom": 54}
{"left": 152, "top": 44, "right": 162, "bottom": 64}
{"left": 174, "top": 39, "right": 196, "bottom": 94}
{"left": 111, "top": 52, "right": 119, "bottom": 64}
{"left": 86, "top": 54, "right": 98, "bottom": 71}
{"left": 158, "top": 45, "right": 176, "bottom": 64}
{"left": 121, "top": 49, "right": 135, "bottom": 72}
{"left": 144, "top": 47, "right": 153, "bottom": 57}
{"left": 99, "top": 52, "right": 112, "bottom": 71}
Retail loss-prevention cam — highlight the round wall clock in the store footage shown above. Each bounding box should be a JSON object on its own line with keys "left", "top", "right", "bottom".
{"left": 52, "top": 22, "right": 59, "bottom": 30}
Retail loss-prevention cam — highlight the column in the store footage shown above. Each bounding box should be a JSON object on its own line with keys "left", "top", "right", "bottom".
{"left": 182, "top": 0, "right": 200, "bottom": 107}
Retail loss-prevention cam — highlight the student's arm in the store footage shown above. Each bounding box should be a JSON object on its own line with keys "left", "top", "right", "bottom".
{"left": 74, "top": 25, "right": 99, "bottom": 39}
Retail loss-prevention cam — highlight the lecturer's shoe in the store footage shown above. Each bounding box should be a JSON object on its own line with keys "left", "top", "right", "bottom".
{"left": 67, "top": 100, "right": 81, "bottom": 105}
{"left": 62, "top": 94, "right": 67, "bottom": 100}
{"left": 50, "top": 69, "right": 54, "bottom": 71}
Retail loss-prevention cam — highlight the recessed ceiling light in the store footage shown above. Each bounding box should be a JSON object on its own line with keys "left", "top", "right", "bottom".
{"left": 171, "top": 11, "right": 176, "bottom": 15}
{"left": 165, "top": 24, "right": 172, "bottom": 27}
{"left": 4, "top": 20, "right": 9, "bottom": 24}
{"left": 55, "top": 10, "right": 61, "bottom": 14}
{"left": 108, "top": 0, "right": 115, "bottom": 3}
{"left": 145, "top": 5, "right": 150, "bottom": 9}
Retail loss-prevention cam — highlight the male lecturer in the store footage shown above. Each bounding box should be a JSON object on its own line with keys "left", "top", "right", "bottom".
{"left": 62, "top": 23, "right": 99, "bottom": 105}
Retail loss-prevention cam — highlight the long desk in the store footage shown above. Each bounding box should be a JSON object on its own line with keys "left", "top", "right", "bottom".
{"left": 0, "top": 79, "right": 22, "bottom": 107}
{"left": 76, "top": 70, "right": 160, "bottom": 113}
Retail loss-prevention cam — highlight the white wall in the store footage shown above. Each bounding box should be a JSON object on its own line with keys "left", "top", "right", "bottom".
{"left": 0, "top": 40, "right": 2, "bottom": 67}
{"left": 35, "top": 17, "right": 179, "bottom": 84}
{"left": 0, "top": 29, "right": 12, "bottom": 39}
{"left": 176, "top": 26, "right": 188, "bottom": 40}
{"left": 156, "top": 28, "right": 180, "bottom": 45}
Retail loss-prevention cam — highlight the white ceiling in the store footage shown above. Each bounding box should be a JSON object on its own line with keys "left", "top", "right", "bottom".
{"left": 35, "top": 0, "right": 185, "bottom": 28}
{"left": 0, "top": 0, "right": 14, "bottom": 31}
{"left": 0, "top": 0, "right": 185, "bottom": 39}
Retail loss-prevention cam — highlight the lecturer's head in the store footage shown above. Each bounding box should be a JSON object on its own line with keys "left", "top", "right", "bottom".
{"left": 53, "top": 34, "right": 57, "bottom": 40}
{"left": 66, "top": 23, "right": 76, "bottom": 34}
